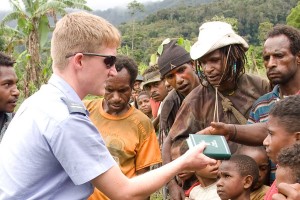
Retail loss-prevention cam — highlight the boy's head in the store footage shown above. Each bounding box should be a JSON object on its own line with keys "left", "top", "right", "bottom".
{"left": 263, "top": 95, "right": 300, "bottom": 164}
{"left": 217, "top": 155, "right": 259, "bottom": 200}
{"left": 194, "top": 160, "right": 221, "bottom": 186}
{"left": 237, "top": 145, "right": 270, "bottom": 190}
{"left": 276, "top": 143, "right": 300, "bottom": 187}
{"left": 137, "top": 91, "right": 152, "bottom": 117}
{"left": 171, "top": 137, "right": 194, "bottom": 182}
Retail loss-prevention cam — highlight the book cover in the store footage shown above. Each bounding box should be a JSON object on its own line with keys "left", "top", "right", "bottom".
{"left": 186, "top": 134, "right": 231, "bottom": 160}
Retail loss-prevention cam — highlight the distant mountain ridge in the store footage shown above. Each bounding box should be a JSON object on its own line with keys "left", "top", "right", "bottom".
{"left": 93, "top": 0, "right": 216, "bottom": 25}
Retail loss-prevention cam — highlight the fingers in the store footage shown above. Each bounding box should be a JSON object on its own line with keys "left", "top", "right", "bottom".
{"left": 272, "top": 193, "right": 287, "bottom": 200}
{"left": 276, "top": 183, "right": 300, "bottom": 200}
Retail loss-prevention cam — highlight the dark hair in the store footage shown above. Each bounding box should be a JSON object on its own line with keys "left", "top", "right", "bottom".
{"left": 0, "top": 52, "right": 15, "bottom": 67}
{"left": 227, "top": 154, "right": 259, "bottom": 189}
{"left": 171, "top": 136, "right": 189, "bottom": 156}
{"left": 115, "top": 55, "right": 138, "bottom": 87}
{"left": 267, "top": 24, "right": 300, "bottom": 56}
{"left": 137, "top": 90, "right": 150, "bottom": 99}
{"left": 277, "top": 143, "right": 300, "bottom": 183}
{"left": 196, "top": 44, "right": 246, "bottom": 87}
{"left": 269, "top": 95, "right": 300, "bottom": 133}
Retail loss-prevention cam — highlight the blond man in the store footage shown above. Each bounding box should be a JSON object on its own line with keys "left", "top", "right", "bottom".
{"left": 0, "top": 12, "right": 215, "bottom": 199}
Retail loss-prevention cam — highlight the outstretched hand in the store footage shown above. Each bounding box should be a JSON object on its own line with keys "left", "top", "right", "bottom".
{"left": 196, "top": 122, "right": 232, "bottom": 140}
{"left": 179, "top": 142, "right": 216, "bottom": 172}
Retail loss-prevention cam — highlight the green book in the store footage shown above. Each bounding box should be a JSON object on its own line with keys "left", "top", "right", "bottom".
{"left": 186, "top": 134, "right": 231, "bottom": 160}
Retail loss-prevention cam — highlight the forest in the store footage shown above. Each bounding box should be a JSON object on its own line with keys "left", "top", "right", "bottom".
{"left": 0, "top": 0, "right": 299, "bottom": 100}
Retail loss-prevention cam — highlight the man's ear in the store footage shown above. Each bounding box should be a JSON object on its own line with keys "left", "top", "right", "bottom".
{"left": 243, "top": 175, "right": 253, "bottom": 189}
{"left": 73, "top": 53, "right": 84, "bottom": 70}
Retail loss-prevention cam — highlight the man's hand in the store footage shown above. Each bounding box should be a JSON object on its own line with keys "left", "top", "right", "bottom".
{"left": 272, "top": 183, "right": 300, "bottom": 200}
{"left": 167, "top": 179, "right": 185, "bottom": 200}
{"left": 196, "top": 122, "right": 233, "bottom": 140}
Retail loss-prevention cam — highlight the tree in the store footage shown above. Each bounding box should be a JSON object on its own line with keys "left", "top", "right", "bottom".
{"left": 286, "top": 1, "right": 300, "bottom": 28}
{"left": 1, "top": 0, "right": 91, "bottom": 97}
{"left": 127, "top": 0, "right": 144, "bottom": 53}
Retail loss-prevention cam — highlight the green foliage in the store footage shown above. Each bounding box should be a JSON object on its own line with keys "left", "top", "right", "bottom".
{"left": 118, "top": 0, "right": 298, "bottom": 65}
{"left": 287, "top": 1, "right": 300, "bottom": 28}
{"left": 258, "top": 21, "right": 274, "bottom": 45}
{"left": 1, "top": 0, "right": 91, "bottom": 97}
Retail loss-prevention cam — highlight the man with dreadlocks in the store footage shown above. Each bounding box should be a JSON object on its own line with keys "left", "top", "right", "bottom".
{"left": 162, "top": 21, "right": 270, "bottom": 200}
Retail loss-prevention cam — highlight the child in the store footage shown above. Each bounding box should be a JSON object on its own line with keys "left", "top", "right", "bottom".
{"left": 137, "top": 91, "right": 153, "bottom": 119}
{"left": 237, "top": 145, "right": 270, "bottom": 200}
{"left": 276, "top": 143, "right": 300, "bottom": 186}
{"left": 170, "top": 137, "right": 197, "bottom": 197}
{"left": 188, "top": 158, "right": 221, "bottom": 200}
{"left": 217, "top": 155, "right": 259, "bottom": 200}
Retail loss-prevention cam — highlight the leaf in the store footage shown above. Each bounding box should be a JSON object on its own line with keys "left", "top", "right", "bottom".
{"left": 38, "top": 15, "right": 49, "bottom": 48}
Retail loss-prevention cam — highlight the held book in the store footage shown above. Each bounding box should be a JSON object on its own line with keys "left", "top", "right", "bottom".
{"left": 186, "top": 134, "right": 231, "bottom": 160}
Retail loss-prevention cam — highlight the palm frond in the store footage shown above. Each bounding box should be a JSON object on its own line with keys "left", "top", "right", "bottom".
{"left": 1, "top": 11, "right": 27, "bottom": 25}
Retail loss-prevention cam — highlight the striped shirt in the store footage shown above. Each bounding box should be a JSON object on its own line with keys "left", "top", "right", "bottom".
{"left": 248, "top": 85, "right": 280, "bottom": 124}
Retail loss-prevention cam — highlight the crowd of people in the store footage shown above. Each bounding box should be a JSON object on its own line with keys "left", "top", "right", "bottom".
{"left": 0, "top": 11, "right": 299, "bottom": 200}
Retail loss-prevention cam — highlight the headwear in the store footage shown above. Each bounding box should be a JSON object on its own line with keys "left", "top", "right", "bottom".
{"left": 190, "top": 21, "right": 249, "bottom": 60}
{"left": 140, "top": 68, "right": 161, "bottom": 89}
{"left": 135, "top": 74, "right": 144, "bottom": 82}
{"left": 158, "top": 39, "right": 191, "bottom": 78}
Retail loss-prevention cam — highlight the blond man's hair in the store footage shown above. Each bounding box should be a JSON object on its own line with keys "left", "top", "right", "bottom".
{"left": 51, "top": 11, "right": 121, "bottom": 70}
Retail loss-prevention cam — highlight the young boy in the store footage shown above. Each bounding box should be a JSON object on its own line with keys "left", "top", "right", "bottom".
{"left": 217, "top": 155, "right": 259, "bottom": 200}
{"left": 137, "top": 91, "right": 153, "bottom": 119}
{"left": 188, "top": 159, "right": 221, "bottom": 200}
{"left": 276, "top": 143, "right": 300, "bottom": 186}
{"left": 170, "top": 137, "right": 197, "bottom": 197}
{"left": 237, "top": 145, "right": 270, "bottom": 200}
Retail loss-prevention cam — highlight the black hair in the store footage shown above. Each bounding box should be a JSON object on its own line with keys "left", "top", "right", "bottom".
{"left": 196, "top": 44, "right": 246, "bottom": 88}
{"left": 115, "top": 55, "right": 138, "bottom": 87}
{"left": 277, "top": 143, "right": 300, "bottom": 183}
{"left": 267, "top": 24, "right": 300, "bottom": 56}
{"left": 227, "top": 154, "right": 259, "bottom": 190}
{"left": 269, "top": 95, "right": 300, "bottom": 133}
{"left": 171, "top": 136, "right": 189, "bottom": 156}
{"left": 137, "top": 90, "right": 150, "bottom": 99}
{"left": 0, "top": 52, "right": 15, "bottom": 68}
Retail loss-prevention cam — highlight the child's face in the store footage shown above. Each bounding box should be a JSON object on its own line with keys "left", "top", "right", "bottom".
{"left": 276, "top": 165, "right": 295, "bottom": 187}
{"left": 171, "top": 146, "right": 194, "bottom": 182}
{"left": 217, "top": 161, "right": 245, "bottom": 200}
{"left": 241, "top": 149, "right": 269, "bottom": 189}
{"left": 137, "top": 94, "right": 151, "bottom": 114}
{"left": 263, "top": 116, "right": 297, "bottom": 163}
{"left": 195, "top": 160, "right": 221, "bottom": 179}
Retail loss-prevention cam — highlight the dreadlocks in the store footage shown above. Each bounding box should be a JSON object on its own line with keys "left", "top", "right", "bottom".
{"left": 196, "top": 44, "right": 247, "bottom": 87}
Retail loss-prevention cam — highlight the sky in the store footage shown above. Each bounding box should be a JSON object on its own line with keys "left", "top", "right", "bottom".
{"left": 0, "top": 0, "right": 162, "bottom": 11}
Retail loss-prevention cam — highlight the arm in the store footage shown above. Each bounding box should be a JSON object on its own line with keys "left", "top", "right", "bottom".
{"left": 92, "top": 143, "right": 215, "bottom": 200}
{"left": 272, "top": 183, "right": 300, "bottom": 200}
{"left": 197, "top": 122, "right": 267, "bottom": 146}
{"left": 162, "top": 135, "right": 186, "bottom": 200}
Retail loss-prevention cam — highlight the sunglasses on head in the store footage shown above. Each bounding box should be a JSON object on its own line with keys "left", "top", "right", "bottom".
{"left": 65, "top": 52, "right": 117, "bottom": 68}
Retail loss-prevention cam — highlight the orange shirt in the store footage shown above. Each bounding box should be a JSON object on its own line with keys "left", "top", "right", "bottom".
{"left": 85, "top": 99, "right": 161, "bottom": 200}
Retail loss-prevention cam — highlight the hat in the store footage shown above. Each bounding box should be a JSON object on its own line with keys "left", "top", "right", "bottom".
{"left": 190, "top": 21, "right": 249, "bottom": 60}
{"left": 135, "top": 74, "right": 144, "bottom": 82}
{"left": 140, "top": 69, "right": 162, "bottom": 89}
{"left": 158, "top": 39, "right": 191, "bottom": 78}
